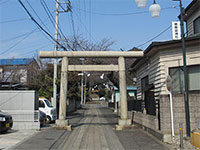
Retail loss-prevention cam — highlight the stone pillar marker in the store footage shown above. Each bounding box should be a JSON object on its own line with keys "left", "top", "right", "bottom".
{"left": 55, "top": 57, "right": 71, "bottom": 130}
{"left": 117, "top": 56, "right": 131, "bottom": 129}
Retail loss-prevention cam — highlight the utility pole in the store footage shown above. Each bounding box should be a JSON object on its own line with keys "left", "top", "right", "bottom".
{"left": 53, "top": 0, "right": 59, "bottom": 108}
{"left": 84, "top": 73, "right": 87, "bottom": 104}
{"left": 80, "top": 58, "right": 84, "bottom": 105}
{"left": 172, "top": 0, "right": 190, "bottom": 137}
{"left": 53, "top": 0, "right": 71, "bottom": 110}
{"left": 179, "top": 0, "right": 190, "bottom": 137}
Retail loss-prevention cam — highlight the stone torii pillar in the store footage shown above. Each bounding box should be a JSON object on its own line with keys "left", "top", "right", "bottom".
{"left": 117, "top": 56, "right": 131, "bottom": 129}
{"left": 55, "top": 57, "right": 71, "bottom": 130}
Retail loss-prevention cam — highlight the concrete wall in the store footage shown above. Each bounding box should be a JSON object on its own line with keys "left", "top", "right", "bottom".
{"left": 129, "top": 111, "right": 158, "bottom": 130}
{"left": 0, "top": 90, "right": 40, "bottom": 130}
{"left": 160, "top": 93, "right": 200, "bottom": 135}
{"left": 128, "top": 110, "right": 164, "bottom": 141}
{"left": 0, "top": 90, "right": 38, "bottom": 110}
{"left": 67, "top": 99, "right": 81, "bottom": 113}
{"left": 128, "top": 93, "right": 200, "bottom": 142}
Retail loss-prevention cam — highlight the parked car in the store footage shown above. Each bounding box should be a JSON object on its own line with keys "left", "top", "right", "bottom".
{"left": 39, "top": 110, "right": 47, "bottom": 126}
{"left": 39, "top": 97, "right": 56, "bottom": 124}
{"left": 0, "top": 110, "right": 13, "bottom": 133}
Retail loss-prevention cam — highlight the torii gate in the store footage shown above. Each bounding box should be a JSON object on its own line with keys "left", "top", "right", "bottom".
{"left": 40, "top": 51, "right": 143, "bottom": 130}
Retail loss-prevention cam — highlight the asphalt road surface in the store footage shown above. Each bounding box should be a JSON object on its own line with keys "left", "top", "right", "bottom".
{"left": 13, "top": 103, "right": 171, "bottom": 150}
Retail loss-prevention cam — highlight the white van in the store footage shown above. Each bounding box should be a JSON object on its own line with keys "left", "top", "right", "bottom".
{"left": 39, "top": 97, "right": 57, "bottom": 123}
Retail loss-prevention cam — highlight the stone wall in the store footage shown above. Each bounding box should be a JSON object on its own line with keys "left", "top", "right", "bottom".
{"left": 128, "top": 93, "right": 200, "bottom": 142}
{"left": 160, "top": 93, "right": 200, "bottom": 135}
{"left": 128, "top": 111, "right": 158, "bottom": 130}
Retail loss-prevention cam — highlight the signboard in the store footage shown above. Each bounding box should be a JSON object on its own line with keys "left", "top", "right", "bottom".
{"left": 172, "top": 21, "right": 181, "bottom": 40}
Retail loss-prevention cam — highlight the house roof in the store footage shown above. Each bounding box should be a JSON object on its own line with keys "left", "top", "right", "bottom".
{"left": 0, "top": 58, "right": 35, "bottom": 66}
{"left": 131, "top": 35, "right": 200, "bottom": 69}
{"left": 144, "top": 35, "right": 200, "bottom": 55}
{"left": 179, "top": 0, "right": 200, "bottom": 21}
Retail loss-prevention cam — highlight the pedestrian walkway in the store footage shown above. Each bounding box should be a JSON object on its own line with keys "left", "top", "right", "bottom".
{"left": 13, "top": 103, "right": 171, "bottom": 150}
{"left": 59, "top": 104, "right": 124, "bottom": 150}
{"left": 0, "top": 129, "right": 38, "bottom": 150}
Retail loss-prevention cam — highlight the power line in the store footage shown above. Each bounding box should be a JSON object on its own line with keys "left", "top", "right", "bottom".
{"left": 0, "top": 18, "right": 30, "bottom": 24}
{"left": 74, "top": 6, "right": 175, "bottom": 16}
{"left": 55, "top": 0, "right": 66, "bottom": 11}
{"left": 40, "top": 0, "right": 57, "bottom": 30}
{"left": 0, "top": 30, "right": 40, "bottom": 42}
{"left": 0, "top": 28, "right": 38, "bottom": 55}
{"left": 136, "top": 25, "right": 172, "bottom": 48}
{"left": 25, "top": 0, "right": 51, "bottom": 34}
{"left": 73, "top": 11, "right": 96, "bottom": 43}
{"left": 42, "top": 0, "right": 65, "bottom": 40}
{"left": 44, "top": 0, "right": 72, "bottom": 50}
{"left": 70, "top": 11, "right": 76, "bottom": 40}
{"left": 18, "top": 0, "right": 66, "bottom": 50}
{"left": 21, "top": 42, "right": 53, "bottom": 57}
{"left": 1, "top": 15, "right": 55, "bottom": 55}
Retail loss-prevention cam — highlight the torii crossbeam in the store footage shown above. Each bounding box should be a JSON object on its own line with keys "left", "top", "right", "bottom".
{"left": 40, "top": 51, "right": 144, "bottom": 130}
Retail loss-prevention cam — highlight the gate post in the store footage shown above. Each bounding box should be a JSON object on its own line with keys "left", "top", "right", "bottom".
{"left": 56, "top": 57, "right": 71, "bottom": 130}
{"left": 117, "top": 56, "right": 131, "bottom": 128}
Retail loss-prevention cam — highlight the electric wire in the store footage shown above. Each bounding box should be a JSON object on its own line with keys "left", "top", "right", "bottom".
{"left": 40, "top": 0, "right": 57, "bottom": 31}
{"left": 45, "top": 0, "right": 73, "bottom": 50}
{"left": 54, "top": 0, "right": 66, "bottom": 12}
{"left": 136, "top": 25, "right": 172, "bottom": 48}
{"left": 20, "top": 42, "right": 53, "bottom": 57}
{"left": 0, "top": 18, "right": 30, "bottom": 24}
{"left": 0, "top": 28, "right": 38, "bottom": 55}
{"left": 0, "top": 16, "right": 55, "bottom": 55}
{"left": 70, "top": 11, "right": 76, "bottom": 40}
{"left": 42, "top": 0, "right": 64, "bottom": 40}
{"left": 73, "top": 6, "right": 176, "bottom": 16}
{"left": 1, "top": 9, "right": 54, "bottom": 43}
{"left": 54, "top": 0, "right": 72, "bottom": 39}
{"left": 73, "top": 11, "right": 96, "bottom": 43}
{"left": 0, "top": 30, "right": 40, "bottom": 42}
{"left": 18, "top": 0, "right": 66, "bottom": 50}
{"left": 25, "top": 0, "right": 51, "bottom": 34}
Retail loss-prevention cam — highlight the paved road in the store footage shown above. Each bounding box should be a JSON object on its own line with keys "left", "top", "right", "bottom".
{"left": 13, "top": 103, "right": 171, "bottom": 150}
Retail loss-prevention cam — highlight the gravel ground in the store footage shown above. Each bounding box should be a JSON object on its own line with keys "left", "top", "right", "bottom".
{"left": 165, "top": 136, "right": 200, "bottom": 150}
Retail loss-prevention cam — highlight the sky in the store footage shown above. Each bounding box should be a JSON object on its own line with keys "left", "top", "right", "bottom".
{"left": 0, "top": 0, "right": 192, "bottom": 59}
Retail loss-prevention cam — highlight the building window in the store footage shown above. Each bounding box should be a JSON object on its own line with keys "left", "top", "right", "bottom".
{"left": 169, "top": 65, "right": 200, "bottom": 92}
{"left": 194, "top": 17, "right": 200, "bottom": 34}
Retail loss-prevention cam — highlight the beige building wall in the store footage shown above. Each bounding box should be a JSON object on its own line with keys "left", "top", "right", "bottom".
{"left": 186, "top": 7, "right": 200, "bottom": 37}
{"left": 136, "top": 41, "right": 200, "bottom": 100}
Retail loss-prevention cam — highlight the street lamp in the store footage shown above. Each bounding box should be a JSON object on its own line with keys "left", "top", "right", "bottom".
{"left": 149, "top": 0, "right": 161, "bottom": 18}
{"left": 136, "top": 0, "right": 147, "bottom": 8}
{"left": 136, "top": 0, "right": 161, "bottom": 18}
{"left": 135, "top": 0, "right": 190, "bottom": 137}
